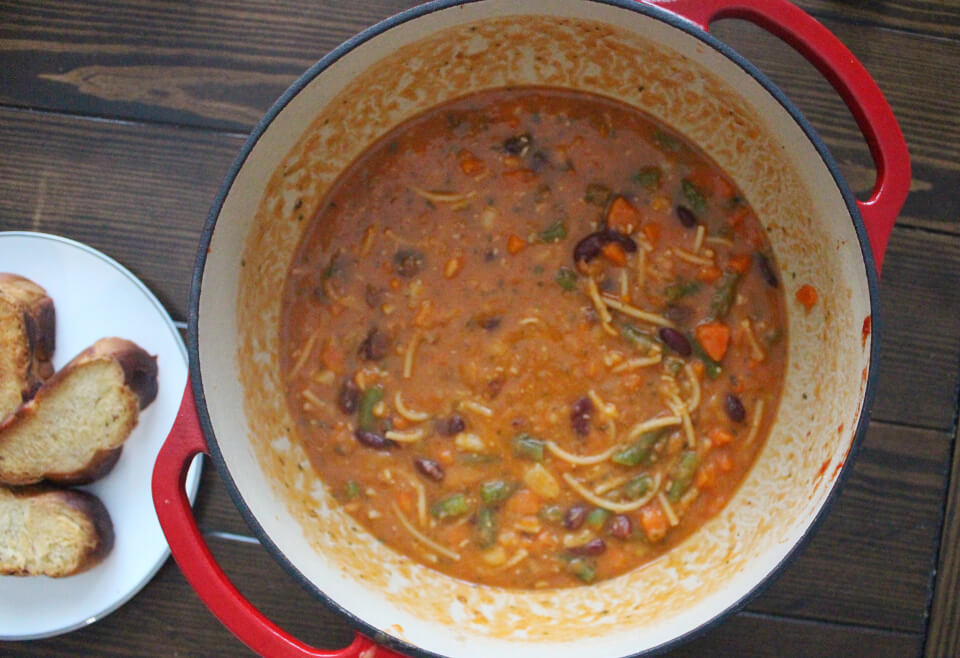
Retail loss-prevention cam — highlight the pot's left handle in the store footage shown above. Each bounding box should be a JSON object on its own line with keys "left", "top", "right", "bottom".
{"left": 152, "top": 381, "right": 402, "bottom": 658}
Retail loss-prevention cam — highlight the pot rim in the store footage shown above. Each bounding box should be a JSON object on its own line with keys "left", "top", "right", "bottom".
{"left": 187, "top": 0, "right": 882, "bottom": 655}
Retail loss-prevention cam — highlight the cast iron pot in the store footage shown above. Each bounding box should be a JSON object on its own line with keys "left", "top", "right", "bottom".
{"left": 152, "top": 1, "right": 910, "bottom": 656}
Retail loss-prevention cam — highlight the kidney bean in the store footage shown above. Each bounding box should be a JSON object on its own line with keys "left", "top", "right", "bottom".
{"left": 573, "top": 230, "right": 638, "bottom": 265}
{"left": 414, "top": 458, "right": 445, "bottom": 481}
{"left": 608, "top": 515, "right": 633, "bottom": 539}
{"left": 504, "top": 133, "right": 533, "bottom": 155}
{"left": 337, "top": 379, "right": 360, "bottom": 414}
{"left": 530, "top": 150, "right": 550, "bottom": 171}
{"left": 564, "top": 504, "right": 589, "bottom": 530}
{"left": 358, "top": 327, "right": 390, "bottom": 361}
{"left": 480, "top": 316, "right": 501, "bottom": 331}
{"left": 393, "top": 249, "right": 424, "bottom": 277}
{"left": 676, "top": 205, "right": 697, "bottom": 228}
{"left": 725, "top": 393, "right": 747, "bottom": 423}
{"left": 436, "top": 415, "right": 466, "bottom": 436}
{"left": 568, "top": 538, "right": 606, "bottom": 556}
{"left": 757, "top": 252, "right": 779, "bottom": 288}
{"left": 354, "top": 429, "right": 392, "bottom": 450}
{"left": 364, "top": 284, "right": 382, "bottom": 308}
{"left": 570, "top": 396, "right": 593, "bottom": 436}
{"left": 486, "top": 376, "right": 505, "bottom": 400}
{"left": 658, "top": 327, "right": 692, "bottom": 357}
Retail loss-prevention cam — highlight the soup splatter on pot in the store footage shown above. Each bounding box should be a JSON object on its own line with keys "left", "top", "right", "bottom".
{"left": 280, "top": 87, "right": 787, "bottom": 589}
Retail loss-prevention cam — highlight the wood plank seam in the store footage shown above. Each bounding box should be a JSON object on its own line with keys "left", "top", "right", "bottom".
{"left": 922, "top": 383, "right": 960, "bottom": 656}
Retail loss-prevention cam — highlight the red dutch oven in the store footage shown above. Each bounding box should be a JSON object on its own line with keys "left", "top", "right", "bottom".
{"left": 152, "top": 1, "right": 910, "bottom": 656}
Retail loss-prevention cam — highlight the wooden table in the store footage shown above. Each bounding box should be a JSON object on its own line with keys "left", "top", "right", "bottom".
{"left": 2, "top": 1, "right": 958, "bottom": 655}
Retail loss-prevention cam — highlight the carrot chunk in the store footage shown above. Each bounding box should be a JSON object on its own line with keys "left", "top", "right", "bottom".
{"left": 601, "top": 242, "right": 627, "bottom": 266}
{"left": 507, "top": 234, "right": 527, "bottom": 254}
{"left": 727, "top": 253, "right": 753, "bottom": 274}
{"left": 640, "top": 506, "right": 668, "bottom": 542}
{"left": 606, "top": 196, "right": 641, "bottom": 234}
{"left": 796, "top": 284, "right": 818, "bottom": 311}
{"left": 709, "top": 427, "right": 734, "bottom": 446}
{"left": 505, "top": 489, "right": 541, "bottom": 516}
{"left": 696, "top": 264, "right": 722, "bottom": 283}
{"left": 729, "top": 207, "right": 750, "bottom": 229}
{"left": 458, "top": 149, "right": 485, "bottom": 176}
{"left": 641, "top": 222, "right": 661, "bottom": 246}
{"left": 695, "top": 321, "right": 730, "bottom": 362}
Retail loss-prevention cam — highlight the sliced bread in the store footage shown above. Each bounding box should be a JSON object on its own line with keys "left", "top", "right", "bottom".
{"left": 0, "top": 274, "right": 56, "bottom": 420}
{"left": 0, "top": 338, "right": 158, "bottom": 486}
{"left": 0, "top": 485, "right": 114, "bottom": 577}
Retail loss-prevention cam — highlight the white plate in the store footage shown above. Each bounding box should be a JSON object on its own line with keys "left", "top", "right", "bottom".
{"left": 0, "top": 231, "right": 202, "bottom": 640}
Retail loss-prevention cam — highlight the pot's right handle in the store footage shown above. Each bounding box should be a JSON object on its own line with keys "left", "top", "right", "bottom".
{"left": 152, "top": 381, "right": 403, "bottom": 657}
{"left": 643, "top": 0, "right": 911, "bottom": 275}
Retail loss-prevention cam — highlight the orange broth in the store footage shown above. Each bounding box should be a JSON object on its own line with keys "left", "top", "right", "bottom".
{"left": 281, "top": 87, "right": 787, "bottom": 588}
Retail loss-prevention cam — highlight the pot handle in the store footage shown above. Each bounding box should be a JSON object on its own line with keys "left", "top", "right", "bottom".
{"left": 642, "top": 0, "right": 910, "bottom": 274}
{"left": 152, "top": 381, "right": 403, "bottom": 657}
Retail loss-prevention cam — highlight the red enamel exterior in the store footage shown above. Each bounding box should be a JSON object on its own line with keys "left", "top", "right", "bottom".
{"left": 643, "top": 0, "right": 911, "bottom": 274}
{"left": 151, "top": 382, "right": 402, "bottom": 657}
{"left": 151, "top": 1, "right": 910, "bottom": 656}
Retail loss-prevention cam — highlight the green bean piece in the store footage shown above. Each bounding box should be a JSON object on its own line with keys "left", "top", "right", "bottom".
{"left": 586, "top": 508, "right": 611, "bottom": 530}
{"left": 356, "top": 385, "right": 383, "bottom": 431}
{"left": 620, "top": 323, "right": 655, "bottom": 350}
{"left": 709, "top": 272, "right": 741, "bottom": 320}
{"left": 633, "top": 166, "right": 663, "bottom": 190}
{"left": 539, "top": 504, "right": 564, "bottom": 524}
{"left": 584, "top": 183, "right": 612, "bottom": 206}
{"left": 653, "top": 131, "right": 683, "bottom": 153}
{"left": 667, "top": 451, "right": 701, "bottom": 502}
{"left": 343, "top": 480, "right": 360, "bottom": 501}
{"left": 681, "top": 179, "right": 708, "bottom": 213}
{"left": 513, "top": 434, "right": 546, "bottom": 461}
{"left": 476, "top": 507, "right": 498, "bottom": 548}
{"left": 611, "top": 430, "right": 665, "bottom": 467}
{"left": 431, "top": 493, "right": 470, "bottom": 520}
{"left": 568, "top": 557, "right": 596, "bottom": 583}
{"left": 689, "top": 337, "right": 723, "bottom": 379}
{"left": 555, "top": 267, "right": 578, "bottom": 291}
{"left": 623, "top": 474, "right": 653, "bottom": 500}
{"left": 539, "top": 220, "right": 568, "bottom": 243}
{"left": 480, "top": 480, "right": 514, "bottom": 506}
{"left": 664, "top": 279, "right": 700, "bottom": 301}
{"left": 458, "top": 453, "right": 499, "bottom": 465}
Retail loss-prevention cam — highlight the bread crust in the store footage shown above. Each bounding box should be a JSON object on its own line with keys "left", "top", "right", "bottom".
{"left": 0, "top": 485, "right": 114, "bottom": 577}
{"left": 0, "top": 338, "right": 157, "bottom": 486}
{"left": 0, "top": 274, "right": 56, "bottom": 418}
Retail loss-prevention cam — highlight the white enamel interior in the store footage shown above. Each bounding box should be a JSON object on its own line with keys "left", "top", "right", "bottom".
{"left": 196, "top": 1, "right": 875, "bottom": 656}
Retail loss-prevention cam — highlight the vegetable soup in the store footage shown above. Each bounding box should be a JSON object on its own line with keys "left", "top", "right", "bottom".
{"left": 281, "top": 87, "right": 787, "bottom": 589}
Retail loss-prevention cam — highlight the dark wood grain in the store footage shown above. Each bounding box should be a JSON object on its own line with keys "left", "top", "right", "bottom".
{"left": 2, "top": 2, "right": 958, "bottom": 234}
{"left": 872, "top": 228, "right": 960, "bottom": 429}
{"left": 748, "top": 422, "right": 950, "bottom": 631}
{"left": 796, "top": 0, "right": 960, "bottom": 40}
{"left": 0, "top": 0, "right": 418, "bottom": 132}
{"left": 669, "top": 611, "right": 921, "bottom": 657}
{"left": 0, "top": 106, "right": 242, "bottom": 319}
{"left": 925, "top": 423, "right": 960, "bottom": 657}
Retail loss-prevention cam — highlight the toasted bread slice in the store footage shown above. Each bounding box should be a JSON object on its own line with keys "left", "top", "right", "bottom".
{"left": 0, "top": 274, "right": 56, "bottom": 420}
{"left": 0, "top": 485, "right": 114, "bottom": 577}
{"left": 0, "top": 338, "right": 158, "bottom": 486}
